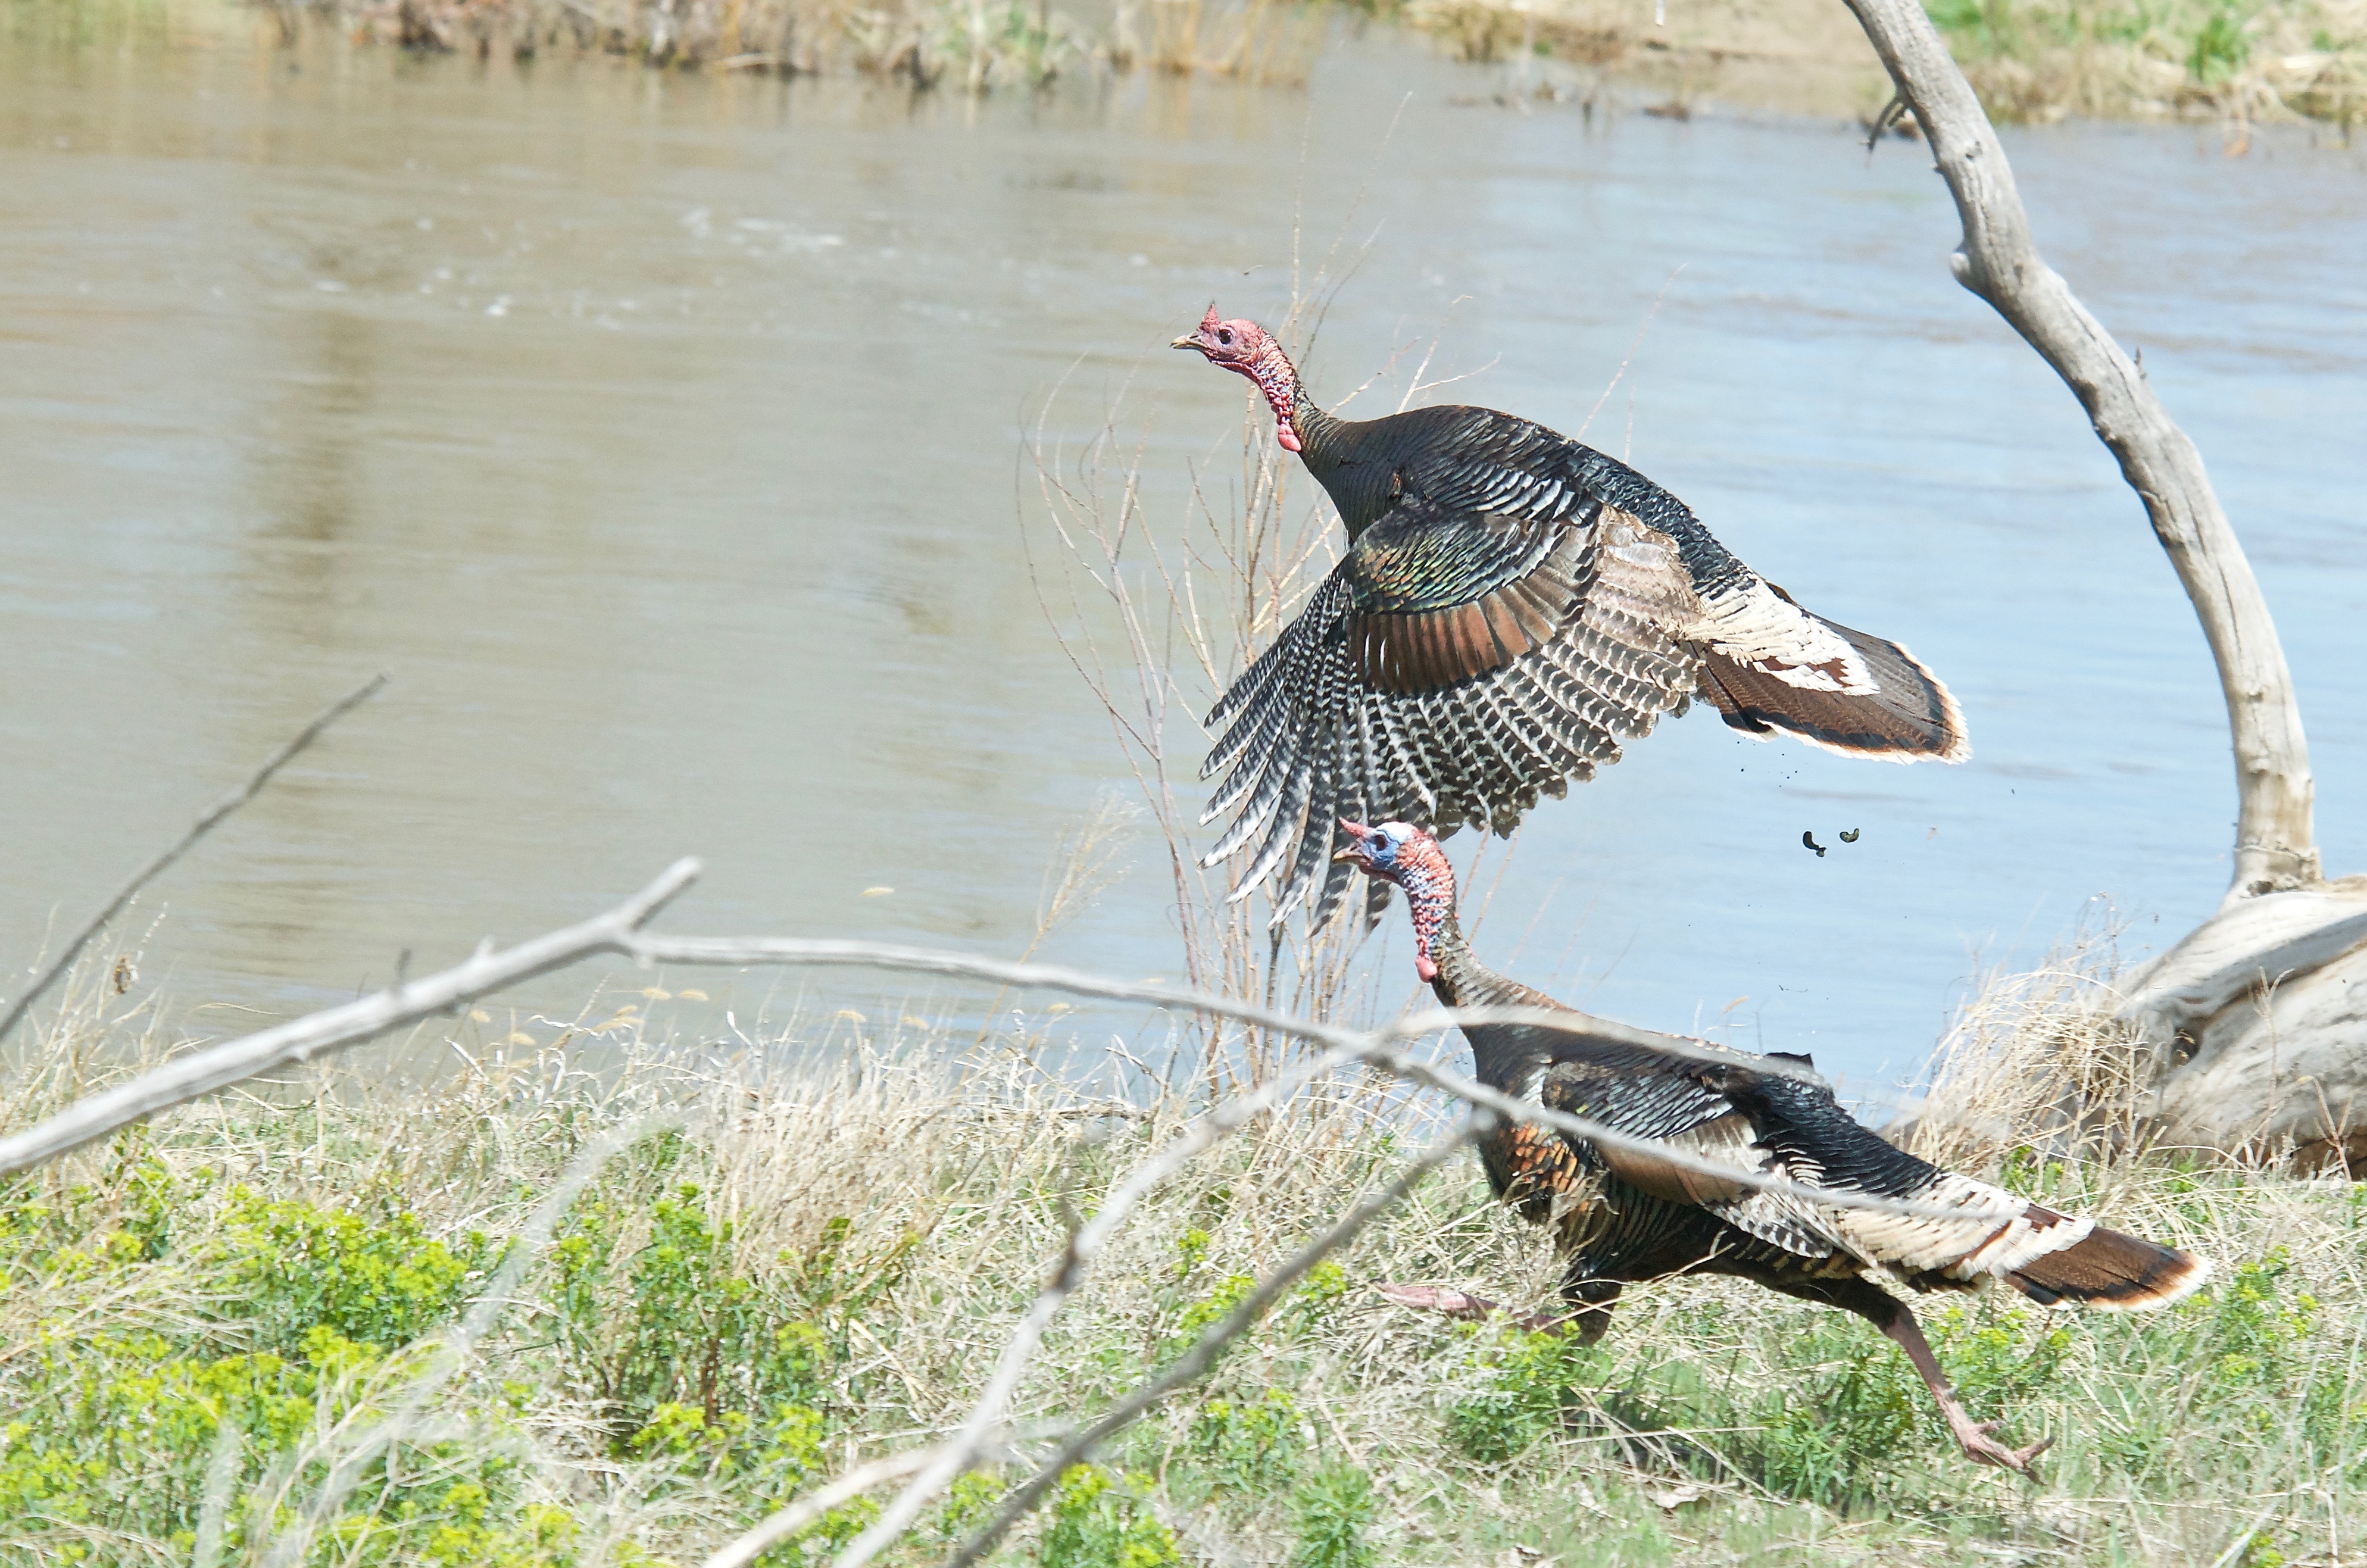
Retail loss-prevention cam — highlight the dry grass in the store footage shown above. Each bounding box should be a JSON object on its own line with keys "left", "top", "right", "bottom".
{"left": 1902, "top": 931, "right": 2158, "bottom": 1176}
{"left": 260, "top": 0, "right": 1328, "bottom": 87}
{"left": 7, "top": 954, "right": 2367, "bottom": 1566}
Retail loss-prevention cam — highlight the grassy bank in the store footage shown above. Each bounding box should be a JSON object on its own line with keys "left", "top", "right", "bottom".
{"left": 4, "top": 962, "right": 2365, "bottom": 1567}
{"left": 1402, "top": 0, "right": 2364, "bottom": 123}
{"left": 261, "top": 0, "right": 2367, "bottom": 121}
{"left": 17, "top": 0, "right": 2354, "bottom": 122}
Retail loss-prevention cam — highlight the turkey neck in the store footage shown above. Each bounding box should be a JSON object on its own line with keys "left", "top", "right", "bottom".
{"left": 1406, "top": 894, "right": 1550, "bottom": 1095}
{"left": 1265, "top": 350, "right": 1435, "bottom": 541}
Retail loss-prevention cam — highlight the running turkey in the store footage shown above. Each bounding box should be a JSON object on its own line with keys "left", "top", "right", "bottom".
{"left": 1334, "top": 817, "right": 2207, "bottom": 1473}
{"left": 1174, "top": 309, "right": 1969, "bottom": 926}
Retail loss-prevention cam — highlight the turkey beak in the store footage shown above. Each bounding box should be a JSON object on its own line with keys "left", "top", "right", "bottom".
{"left": 1170, "top": 334, "right": 1204, "bottom": 352}
{"left": 1332, "top": 819, "right": 1372, "bottom": 862}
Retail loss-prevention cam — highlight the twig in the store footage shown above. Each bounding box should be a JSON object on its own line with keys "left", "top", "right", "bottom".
{"left": 0, "top": 674, "right": 387, "bottom": 1047}
{"left": 700, "top": 1445, "right": 950, "bottom": 1568}
{"left": 0, "top": 857, "right": 700, "bottom": 1179}
{"left": 0, "top": 879, "right": 2019, "bottom": 1231}
{"left": 943, "top": 1122, "right": 1480, "bottom": 1568}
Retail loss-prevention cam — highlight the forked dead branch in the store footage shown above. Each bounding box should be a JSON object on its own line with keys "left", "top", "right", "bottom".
{"left": 1840, "top": 0, "right": 2367, "bottom": 1160}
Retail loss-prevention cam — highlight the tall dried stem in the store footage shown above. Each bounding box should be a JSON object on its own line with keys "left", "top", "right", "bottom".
{"left": 1026, "top": 375, "right": 1369, "bottom": 1097}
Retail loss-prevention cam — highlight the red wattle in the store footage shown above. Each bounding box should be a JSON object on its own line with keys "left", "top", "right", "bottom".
{"left": 1414, "top": 954, "right": 1438, "bottom": 982}
{"left": 1276, "top": 422, "right": 1302, "bottom": 453}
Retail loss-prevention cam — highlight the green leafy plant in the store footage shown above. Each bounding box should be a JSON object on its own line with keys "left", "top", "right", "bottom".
{"left": 1291, "top": 1460, "right": 1378, "bottom": 1568}
{"left": 217, "top": 1190, "right": 501, "bottom": 1355}
{"left": 1743, "top": 1316, "right": 1921, "bottom": 1505}
{"left": 552, "top": 1184, "right": 870, "bottom": 1460}
{"left": 1446, "top": 1328, "right": 1607, "bottom": 1464}
{"left": 1191, "top": 1388, "right": 1303, "bottom": 1491}
{"left": 1039, "top": 1465, "right": 1182, "bottom": 1568}
{"left": 2188, "top": 0, "right": 2252, "bottom": 79}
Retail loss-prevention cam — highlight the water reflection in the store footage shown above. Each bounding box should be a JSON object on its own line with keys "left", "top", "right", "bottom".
{"left": 0, "top": 18, "right": 2360, "bottom": 1098}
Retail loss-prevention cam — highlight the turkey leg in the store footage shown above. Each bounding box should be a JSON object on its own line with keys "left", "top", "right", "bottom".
{"left": 1803, "top": 1277, "right": 2051, "bottom": 1475}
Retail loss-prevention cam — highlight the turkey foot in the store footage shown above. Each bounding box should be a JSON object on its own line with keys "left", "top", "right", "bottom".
{"left": 1951, "top": 1419, "right": 2054, "bottom": 1475}
{"left": 1374, "top": 1283, "right": 1572, "bottom": 1335}
{"left": 1877, "top": 1306, "right": 2050, "bottom": 1475}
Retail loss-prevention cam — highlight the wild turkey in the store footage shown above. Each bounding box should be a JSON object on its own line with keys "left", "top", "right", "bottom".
{"left": 1173, "top": 309, "right": 1969, "bottom": 926}
{"left": 1333, "top": 817, "right": 2208, "bottom": 1473}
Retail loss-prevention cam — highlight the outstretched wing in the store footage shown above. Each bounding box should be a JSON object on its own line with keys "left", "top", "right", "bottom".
{"left": 1199, "top": 421, "right": 1968, "bottom": 923}
{"left": 1570, "top": 447, "right": 1969, "bottom": 764}
{"left": 1200, "top": 491, "right": 1700, "bottom": 924}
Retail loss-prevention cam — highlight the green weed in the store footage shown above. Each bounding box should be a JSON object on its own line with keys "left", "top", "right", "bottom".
{"left": 1447, "top": 1326, "right": 1609, "bottom": 1463}
{"left": 1039, "top": 1464, "right": 1183, "bottom": 1568}
{"left": 1290, "top": 1460, "right": 1379, "bottom": 1568}
{"left": 1191, "top": 1389, "right": 1303, "bottom": 1491}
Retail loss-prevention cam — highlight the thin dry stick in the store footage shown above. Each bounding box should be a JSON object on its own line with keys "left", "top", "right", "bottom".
{"left": 0, "top": 857, "right": 701, "bottom": 1179}
{"left": 701, "top": 1445, "right": 952, "bottom": 1568}
{"left": 629, "top": 937, "right": 2018, "bottom": 1225}
{"left": 192, "top": 1421, "right": 242, "bottom": 1568}
{"left": 945, "top": 1122, "right": 1481, "bottom": 1568}
{"left": 0, "top": 674, "right": 387, "bottom": 1046}
{"left": 1579, "top": 264, "right": 1685, "bottom": 440}
{"left": 0, "top": 880, "right": 2015, "bottom": 1228}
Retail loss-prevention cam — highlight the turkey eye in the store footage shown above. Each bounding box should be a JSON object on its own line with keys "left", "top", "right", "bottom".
{"left": 1217, "top": 329, "right": 1233, "bottom": 344}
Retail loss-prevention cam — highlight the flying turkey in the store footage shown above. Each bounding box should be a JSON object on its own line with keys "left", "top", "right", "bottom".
{"left": 1333, "top": 817, "right": 2207, "bottom": 1473}
{"left": 1174, "top": 310, "right": 1969, "bottom": 925}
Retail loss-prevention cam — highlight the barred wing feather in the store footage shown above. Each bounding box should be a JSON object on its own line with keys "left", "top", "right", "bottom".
{"left": 1200, "top": 498, "right": 1699, "bottom": 924}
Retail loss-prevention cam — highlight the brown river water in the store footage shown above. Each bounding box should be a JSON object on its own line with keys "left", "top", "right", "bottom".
{"left": 4, "top": 10, "right": 2363, "bottom": 1097}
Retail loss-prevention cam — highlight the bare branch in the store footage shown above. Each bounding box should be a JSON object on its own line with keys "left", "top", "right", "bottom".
{"left": 700, "top": 1445, "right": 951, "bottom": 1568}
{"left": 0, "top": 674, "right": 388, "bottom": 1046}
{"left": 634, "top": 936, "right": 1791, "bottom": 1076}
{"left": 944, "top": 1123, "right": 1481, "bottom": 1568}
{"left": 0, "top": 875, "right": 2013, "bottom": 1231}
{"left": 0, "top": 858, "right": 701, "bottom": 1180}
{"left": 624, "top": 936, "right": 2021, "bottom": 1225}
{"left": 1838, "top": 0, "right": 2317, "bottom": 901}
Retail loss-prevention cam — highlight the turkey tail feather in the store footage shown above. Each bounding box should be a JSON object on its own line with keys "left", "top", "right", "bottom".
{"left": 2007, "top": 1225, "right": 2212, "bottom": 1311}
{"left": 1695, "top": 618, "right": 1968, "bottom": 763}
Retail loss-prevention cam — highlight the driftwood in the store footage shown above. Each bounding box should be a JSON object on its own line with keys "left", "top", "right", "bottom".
{"left": 1839, "top": 0, "right": 2367, "bottom": 1155}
